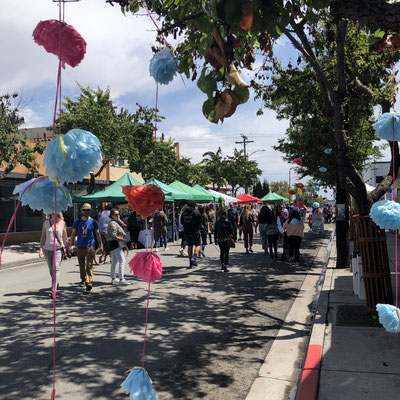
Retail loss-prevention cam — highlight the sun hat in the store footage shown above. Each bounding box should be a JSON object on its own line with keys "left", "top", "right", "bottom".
{"left": 81, "top": 203, "right": 92, "bottom": 211}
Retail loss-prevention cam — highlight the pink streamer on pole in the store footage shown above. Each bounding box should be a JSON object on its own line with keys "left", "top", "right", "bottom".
{"left": 142, "top": 282, "right": 151, "bottom": 367}
{"left": 392, "top": 44, "right": 398, "bottom": 309}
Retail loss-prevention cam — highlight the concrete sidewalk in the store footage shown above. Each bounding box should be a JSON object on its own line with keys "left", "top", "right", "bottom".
{"left": 298, "top": 231, "right": 400, "bottom": 400}
{"left": 0, "top": 242, "right": 41, "bottom": 269}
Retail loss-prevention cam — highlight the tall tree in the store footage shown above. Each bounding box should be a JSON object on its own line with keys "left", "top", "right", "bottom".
{"left": 270, "top": 181, "right": 290, "bottom": 199}
{"left": 262, "top": 179, "right": 270, "bottom": 197}
{"left": 0, "top": 93, "right": 44, "bottom": 178}
{"left": 252, "top": 180, "right": 263, "bottom": 198}
{"left": 201, "top": 147, "right": 227, "bottom": 189}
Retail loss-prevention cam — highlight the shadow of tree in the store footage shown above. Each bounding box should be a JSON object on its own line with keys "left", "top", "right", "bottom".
{"left": 0, "top": 231, "right": 330, "bottom": 399}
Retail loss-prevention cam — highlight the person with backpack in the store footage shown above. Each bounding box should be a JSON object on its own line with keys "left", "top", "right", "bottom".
{"left": 70, "top": 203, "right": 103, "bottom": 292}
{"left": 256, "top": 205, "right": 270, "bottom": 255}
{"left": 264, "top": 206, "right": 280, "bottom": 260}
{"left": 239, "top": 205, "right": 255, "bottom": 253}
{"left": 214, "top": 210, "right": 234, "bottom": 272}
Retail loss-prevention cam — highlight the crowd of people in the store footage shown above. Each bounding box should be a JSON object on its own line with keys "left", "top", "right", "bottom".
{"left": 38, "top": 199, "right": 330, "bottom": 296}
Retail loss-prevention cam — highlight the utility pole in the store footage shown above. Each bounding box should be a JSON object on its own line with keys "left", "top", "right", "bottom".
{"left": 235, "top": 134, "right": 254, "bottom": 194}
{"left": 235, "top": 134, "right": 254, "bottom": 161}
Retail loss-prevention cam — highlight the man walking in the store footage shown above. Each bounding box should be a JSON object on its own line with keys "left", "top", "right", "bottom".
{"left": 181, "top": 200, "right": 202, "bottom": 268}
{"left": 70, "top": 203, "right": 103, "bottom": 292}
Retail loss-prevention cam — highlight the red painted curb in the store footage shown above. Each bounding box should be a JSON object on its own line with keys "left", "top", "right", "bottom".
{"left": 296, "top": 344, "right": 322, "bottom": 400}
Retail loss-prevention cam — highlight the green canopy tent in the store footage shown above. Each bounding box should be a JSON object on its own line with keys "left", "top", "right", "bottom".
{"left": 170, "top": 180, "right": 213, "bottom": 202}
{"left": 145, "top": 178, "right": 192, "bottom": 201}
{"left": 74, "top": 172, "right": 143, "bottom": 203}
{"left": 192, "top": 184, "right": 221, "bottom": 203}
{"left": 261, "top": 192, "right": 289, "bottom": 203}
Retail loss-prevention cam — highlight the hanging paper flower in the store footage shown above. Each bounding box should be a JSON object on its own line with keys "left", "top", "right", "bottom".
{"left": 33, "top": 20, "right": 87, "bottom": 69}
{"left": 313, "top": 194, "right": 318, "bottom": 199}
{"left": 291, "top": 218, "right": 299, "bottom": 224}
{"left": 376, "top": 304, "right": 400, "bottom": 333}
{"left": 319, "top": 167, "right": 327, "bottom": 173}
{"left": 121, "top": 367, "right": 157, "bottom": 400}
{"left": 313, "top": 202, "right": 320, "bottom": 209}
{"left": 295, "top": 183, "right": 304, "bottom": 189}
{"left": 288, "top": 189, "right": 295, "bottom": 195}
{"left": 129, "top": 251, "right": 162, "bottom": 283}
{"left": 306, "top": 188, "right": 311, "bottom": 193}
{"left": 324, "top": 148, "right": 332, "bottom": 154}
{"left": 370, "top": 200, "right": 400, "bottom": 229}
{"left": 43, "top": 129, "right": 102, "bottom": 184}
{"left": 13, "top": 177, "right": 72, "bottom": 215}
{"left": 372, "top": 112, "right": 400, "bottom": 141}
{"left": 122, "top": 185, "right": 165, "bottom": 219}
{"left": 293, "top": 158, "right": 303, "bottom": 166}
{"left": 301, "top": 188, "right": 305, "bottom": 193}
{"left": 297, "top": 201, "right": 304, "bottom": 209}
{"left": 315, "top": 186, "right": 320, "bottom": 191}
{"left": 281, "top": 211, "right": 288, "bottom": 218}
{"left": 149, "top": 48, "right": 177, "bottom": 85}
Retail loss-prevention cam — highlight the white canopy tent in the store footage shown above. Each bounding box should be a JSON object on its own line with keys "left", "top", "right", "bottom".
{"left": 208, "top": 189, "right": 239, "bottom": 206}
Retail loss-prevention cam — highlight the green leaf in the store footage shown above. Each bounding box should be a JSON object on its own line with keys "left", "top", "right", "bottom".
{"left": 202, "top": 98, "right": 216, "bottom": 123}
{"left": 224, "top": 0, "right": 243, "bottom": 25}
{"left": 163, "top": 0, "right": 174, "bottom": 8}
{"left": 233, "top": 87, "right": 250, "bottom": 104}
{"left": 309, "top": 0, "right": 332, "bottom": 9}
{"left": 197, "top": 68, "right": 217, "bottom": 99}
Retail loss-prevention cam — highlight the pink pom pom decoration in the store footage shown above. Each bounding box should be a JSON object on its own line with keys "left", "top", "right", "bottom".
{"left": 33, "top": 20, "right": 87, "bottom": 69}
{"left": 129, "top": 251, "right": 162, "bottom": 283}
{"left": 294, "top": 158, "right": 303, "bottom": 166}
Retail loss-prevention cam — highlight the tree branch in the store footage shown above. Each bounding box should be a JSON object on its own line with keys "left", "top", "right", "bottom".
{"left": 157, "top": 12, "right": 204, "bottom": 35}
{"left": 336, "top": 20, "right": 348, "bottom": 98}
{"left": 354, "top": 77, "right": 374, "bottom": 97}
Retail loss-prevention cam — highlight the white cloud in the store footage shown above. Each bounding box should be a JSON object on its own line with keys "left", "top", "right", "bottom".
{"left": 20, "top": 107, "right": 43, "bottom": 128}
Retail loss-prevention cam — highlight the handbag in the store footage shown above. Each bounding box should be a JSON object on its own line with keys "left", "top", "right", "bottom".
{"left": 50, "top": 223, "right": 69, "bottom": 260}
{"left": 227, "top": 237, "right": 236, "bottom": 248}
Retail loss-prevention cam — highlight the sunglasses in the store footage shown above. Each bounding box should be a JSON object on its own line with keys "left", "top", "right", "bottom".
{"left": 82, "top": 209, "right": 91, "bottom": 212}
{"left": 114, "top": 213, "right": 120, "bottom": 216}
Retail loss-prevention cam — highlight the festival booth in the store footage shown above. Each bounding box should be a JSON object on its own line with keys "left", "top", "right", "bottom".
{"left": 170, "top": 180, "right": 214, "bottom": 203}
{"left": 261, "top": 192, "right": 289, "bottom": 204}
{"left": 208, "top": 189, "right": 239, "bottom": 206}
{"left": 236, "top": 194, "right": 262, "bottom": 204}
{"left": 193, "top": 184, "right": 221, "bottom": 203}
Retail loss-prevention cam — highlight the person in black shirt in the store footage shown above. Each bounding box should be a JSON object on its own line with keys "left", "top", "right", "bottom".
{"left": 214, "top": 210, "right": 234, "bottom": 272}
{"left": 227, "top": 204, "right": 239, "bottom": 240}
{"left": 181, "top": 200, "right": 202, "bottom": 268}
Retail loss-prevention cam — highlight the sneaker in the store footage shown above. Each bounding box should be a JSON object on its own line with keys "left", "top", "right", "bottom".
{"left": 223, "top": 266, "right": 229, "bottom": 273}
{"left": 118, "top": 279, "right": 131, "bottom": 286}
{"left": 246, "top": 249, "right": 249, "bottom": 254}
{"left": 164, "top": 247, "right": 169, "bottom": 251}
{"left": 111, "top": 278, "right": 118, "bottom": 285}
{"left": 86, "top": 283, "right": 92, "bottom": 292}
{"left": 201, "top": 251, "right": 206, "bottom": 257}
{"left": 153, "top": 248, "right": 158, "bottom": 252}
{"left": 79, "top": 280, "right": 85, "bottom": 287}
{"left": 249, "top": 248, "right": 254, "bottom": 253}
{"left": 221, "top": 263, "right": 225, "bottom": 270}
{"left": 191, "top": 257, "right": 198, "bottom": 267}
{"left": 179, "top": 250, "right": 184, "bottom": 257}
{"left": 288, "top": 257, "right": 295, "bottom": 263}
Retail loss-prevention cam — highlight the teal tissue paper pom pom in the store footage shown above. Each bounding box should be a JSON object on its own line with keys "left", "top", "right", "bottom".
{"left": 376, "top": 304, "right": 400, "bottom": 333}
{"left": 370, "top": 200, "right": 400, "bottom": 230}
{"left": 13, "top": 177, "right": 72, "bottom": 214}
{"left": 43, "top": 129, "right": 102, "bottom": 184}
{"left": 313, "top": 202, "right": 320, "bottom": 208}
{"left": 324, "top": 148, "right": 332, "bottom": 154}
{"left": 121, "top": 367, "right": 157, "bottom": 400}
{"left": 319, "top": 167, "right": 327, "bottom": 173}
{"left": 149, "top": 48, "right": 177, "bottom": 85}
{"left": 291, "top": 218, "right": 299, "bottom": 224}
{"left": 373, "top": 113, "right": 400, "bottom": 141}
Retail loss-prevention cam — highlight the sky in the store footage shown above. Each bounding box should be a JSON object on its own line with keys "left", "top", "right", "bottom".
{"left": 0, "top": 0, "right": 338, "bottom": 197}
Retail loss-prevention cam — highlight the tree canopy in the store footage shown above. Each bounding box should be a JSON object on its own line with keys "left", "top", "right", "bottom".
{"left": 0, "top": 93, "right": 44, "bottom": 178}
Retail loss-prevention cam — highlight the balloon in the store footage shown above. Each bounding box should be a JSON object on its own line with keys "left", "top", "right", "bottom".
{"left": 319, "top": 167, "right": 327, "bottom": 173}
{"left": 293, "top": 158, "right": 303, "bottom": 166}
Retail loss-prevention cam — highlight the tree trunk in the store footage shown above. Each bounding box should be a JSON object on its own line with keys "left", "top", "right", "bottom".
{"left": 335, "top": 179, "right": 350, "bottom": 268}
{"left": 331, "top": 0, "right": 400, "bottom": 31}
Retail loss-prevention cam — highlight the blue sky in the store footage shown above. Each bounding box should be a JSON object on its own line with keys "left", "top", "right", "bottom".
{"left": 1, "top": 0, "right": 339, "bottom": 198}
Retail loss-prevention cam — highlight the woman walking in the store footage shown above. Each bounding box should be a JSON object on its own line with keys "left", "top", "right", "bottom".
{"left": 239, "top": 204, "right": 254, "bottom": 253}
{"left": 107, "top": 208, "right": 130, "bottom": 285}
{"left": 214, "top": 210, "right": 234, "bottom": 272}
{"left": 199, "top": 205, "right": 208, "bottom": 257}
{"left": 264, "top": 207, "right": 280, "bottom": 259}
{"left": 283, "top": 210, "right": 305, "bottom": 263}
{"left": 257, "top": 205, "right": 270, "bottom": 255}
{"left": 39, "top": 212, "right": 69, "bottom": 298}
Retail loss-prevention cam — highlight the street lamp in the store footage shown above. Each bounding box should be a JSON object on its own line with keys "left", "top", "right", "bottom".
{"left": 289, "top": 167, "right": 296, "bottom": 188}
{"left": 247, "top": 149, "right": 266, "bottom": 160}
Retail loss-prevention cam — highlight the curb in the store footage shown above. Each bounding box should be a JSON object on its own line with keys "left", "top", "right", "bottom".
{"left": 295, "top": 232, "right": 336, "bottom": 400}
{"left": 0, "top": 257, "right": 44, "bottom": 271}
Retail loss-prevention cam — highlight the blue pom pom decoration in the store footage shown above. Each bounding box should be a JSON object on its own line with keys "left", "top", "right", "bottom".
{"left": 149, "top": 48, "right": 177, "bottom": 85}
{"left": 376, "top": 304, "right": 400, "bottom": 333}
{"left": 313, "top": 202, "right": 320, "bottom": 209}
{"left": 319, "top": 167, "right": 327, "bottom": 173}
{"left": 372, "top": 112, "right": 400, "bottom": 141}
{"left": 324, "top": 148, "right": 332, "bottom": 154}
{"left": 370, "top": 200, "right": 400, "bottom": 229}
{"left": 121, "top": 367, "right": 157, "bottom": 400}
{"left": 291, "top": 218, "right": 299, "bottom": 224}
{"left": 315, "top": 186, "right": 320, "bottom": 191}
{"left": 13, "top": 177, "right": 72, "bottom": 215}
{"left": 43, "top": 129, "right": 102, "bottom": 184}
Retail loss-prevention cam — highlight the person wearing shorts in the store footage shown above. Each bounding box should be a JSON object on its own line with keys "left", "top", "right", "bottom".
{"left": 181, "top": 200, "right": 202, "bottom": 269}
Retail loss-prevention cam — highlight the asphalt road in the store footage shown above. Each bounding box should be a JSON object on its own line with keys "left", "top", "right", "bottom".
{"left": 0, "top": 230, "right": 330, "bottom": 400}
